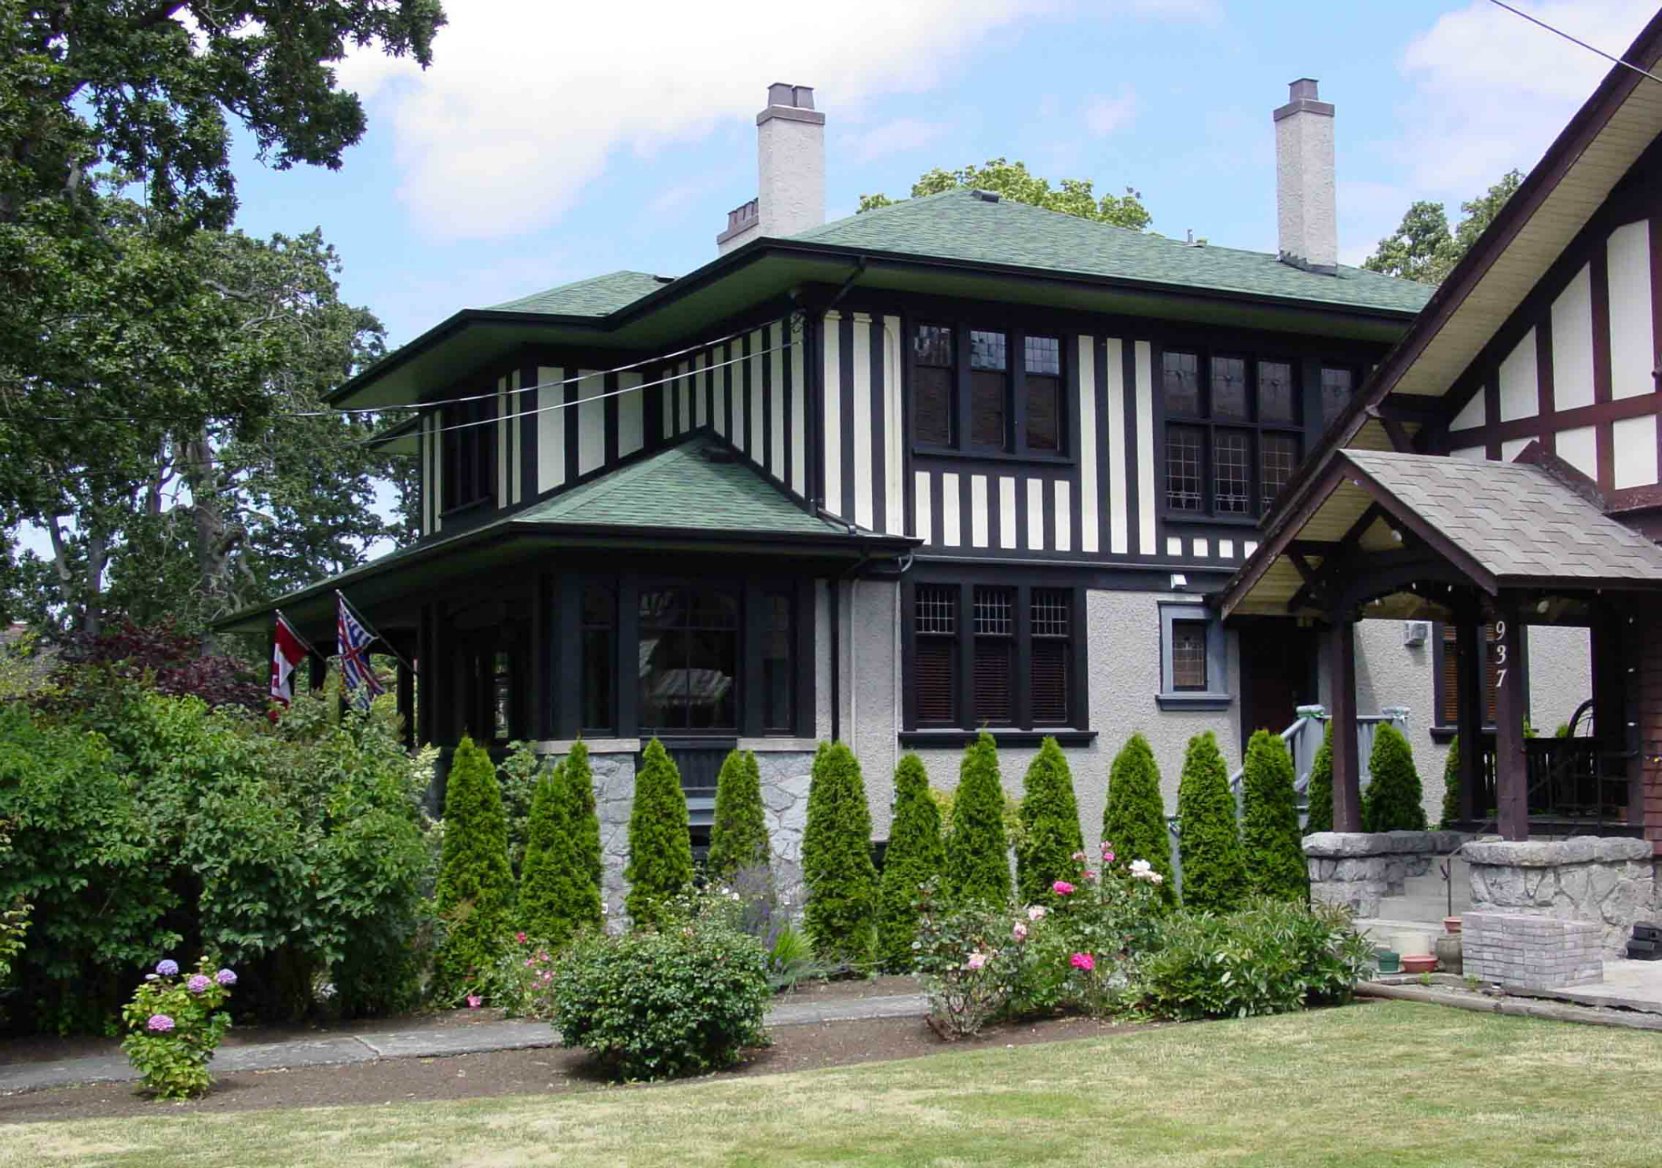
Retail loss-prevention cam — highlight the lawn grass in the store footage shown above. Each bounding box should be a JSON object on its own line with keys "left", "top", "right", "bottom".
{"left": 4, "top": 1000, "right": 1661, "bottom": 1167}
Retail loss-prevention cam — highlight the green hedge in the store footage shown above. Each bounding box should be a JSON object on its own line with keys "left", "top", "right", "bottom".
{"left": 517, "top": 752, "right": 603, "bottom": 949}
{"left": 434, "top": 736, "right": 517, "bottom": 1002}
{"left": 1439, "top": 739, "right": 1461, "bottom": 829}
{"left": 624, "top": 739, "right": 694, "bottom": 928}
{"left": 1015, "top": 737, "right": 1084, "bottom": 903}
{"left": 707, "top": 749, "right": 770, "bottom": 883}
{"left": 1362, "top": 723, "right": 1427, "bottom": 832}
{"left": 1175, "top": 731, "right": 1247, "bottom": 914}
{"left": 876, "top": 753, "right": 945, "bottom": 970}
{"left": 1303, "top": 724, "right": 1334, "bottom": 834}
{"left": 1102, "top": 733, "right": 1173, "bottom": 905}
{"left": 801, "top": 742, "right": 878, "bottom": 966}
{"left": 946, "top": 732, "right": 1011, "bottom": 906}
{"left": 1241, "top": 730, "right": 1309, "bottom": 902}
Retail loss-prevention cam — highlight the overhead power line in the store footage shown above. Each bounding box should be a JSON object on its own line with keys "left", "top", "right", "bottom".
{"left": 1484, "top": 0, "right": 1662, "bottom": 86}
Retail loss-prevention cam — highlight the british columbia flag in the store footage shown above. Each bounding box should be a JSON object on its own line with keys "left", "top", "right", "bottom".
{"left": 336, "top": 592, "right": 385, "bottom": 711}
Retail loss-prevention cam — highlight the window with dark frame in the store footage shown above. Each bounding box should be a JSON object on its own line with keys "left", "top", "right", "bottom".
{"left": 1030, "top": 589, "right": 1071, "bottom": 725}
{"left": 1169, "top": 621, "right": 1209, "bottom": 692}
{"left": 1161, "top": 349, "right": 1302, "bottom": 519}
{"left": 1024, "top": 336, "right": 1062, "bottom": 453}
{"left": 1320, "top": 365, "right": 1356, "bottom": 429}
{"left": 637, "top": 585, "right": 739, "bottom": 731}
{"left": 913, "top": 325, "right": 955, "bottom": 447}
{"left": 972, "top": 586, "right": 1015, "bottom": 725}
{"left": 914, "top": 585, "right": 958, "bottom": 725}
{"left": 580, "top": 582, "right": 615, "bottom": 732}
{"left": 439, "top": 395, "right": 496, "bottom": 512}
{"left": 1437, "top": 623, "right": 1502, "bottom": 727}
{"left": 491, "top": 650, "right": 513, "bottom": 739}
{"left": 968, "top": 330, "right": 1009, "bottom": 450}
{"left": 760, "top": 591, "right": 794, "bottom": 733}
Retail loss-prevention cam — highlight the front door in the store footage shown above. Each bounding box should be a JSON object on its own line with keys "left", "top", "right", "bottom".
{"left": 1238, "top": 621, "right": 1316, "bottom": 749}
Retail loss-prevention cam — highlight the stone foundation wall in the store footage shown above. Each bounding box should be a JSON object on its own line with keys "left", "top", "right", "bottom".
{"left": 1304, "top": 831, "right": 1465, "bottom": 917}
{"left": 1463, "top": 910, "right": 1603, "bottom": 989}
{"left": 1462, "top": 837, "right": 1658, "bottom": 955}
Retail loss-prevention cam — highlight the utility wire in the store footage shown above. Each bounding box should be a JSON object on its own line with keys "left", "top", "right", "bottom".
{"left": 1484, "top": 0, "right": 1662, "bottom": 86}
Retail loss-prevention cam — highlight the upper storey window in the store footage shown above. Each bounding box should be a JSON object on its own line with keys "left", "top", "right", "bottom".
{"left": 1320, "top": 365, "right": 1358, "bottom": 430}
{"left": 1162, "top": 350, "right": 1302, "bottom": 520}
{"left": 911, "top": 323, "right": 1067, "bottom": 458}
{"left": 439, "top": 395, "right": 496, "bottom": 513}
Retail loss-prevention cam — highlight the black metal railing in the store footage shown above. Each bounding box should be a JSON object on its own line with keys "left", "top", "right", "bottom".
{"left": 1471, "top": 735, "right": 1629, "bottom": 829}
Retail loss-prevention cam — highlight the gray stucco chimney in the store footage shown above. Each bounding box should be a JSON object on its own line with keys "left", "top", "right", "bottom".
{"left": 1274, "top": 78, "right": 1337, "bottom": 275}
{"left": 717, "top": 84, "right": 826, "bottom": 254}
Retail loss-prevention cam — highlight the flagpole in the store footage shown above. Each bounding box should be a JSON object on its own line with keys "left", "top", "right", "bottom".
{"left": 334, "top": 590, "right": 415, "bottom": 673}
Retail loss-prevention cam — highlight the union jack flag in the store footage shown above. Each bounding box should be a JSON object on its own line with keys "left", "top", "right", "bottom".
{"left": 336, "top": 592, "right": 385, "bottom": 711}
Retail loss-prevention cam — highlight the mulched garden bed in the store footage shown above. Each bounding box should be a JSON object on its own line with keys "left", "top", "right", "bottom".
{"left": 0, "top": 1008, "right": 1145, "bottom": 1125}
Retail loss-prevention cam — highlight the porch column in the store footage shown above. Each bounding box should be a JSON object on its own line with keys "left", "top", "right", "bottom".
{"left": 308, "top": 653, "right": 328, "bottom": 695}
{"left": 1491, "top": 601, "right": 1529, "bottom": 841}
{"left": 395, "top": 654, "right": 415, "bottom": 750}
{"left": 1454, "top": 606, "right": 1484, "bottom": 825}
{"left": 1326, "top": 616, "right": 1362, "bottom": 832}
{"left": 1590, "top": 601, "right": 1639, "bottom": 828}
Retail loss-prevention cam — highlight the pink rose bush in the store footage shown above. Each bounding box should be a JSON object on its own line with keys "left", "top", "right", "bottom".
{"left": 121, "top": 957, "right": 235, "bottom": 1100}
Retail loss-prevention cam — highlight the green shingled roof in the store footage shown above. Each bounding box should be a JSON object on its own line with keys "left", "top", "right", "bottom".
{"left": 517, "top": 441, "right": 840, "bottom": 535}
{"left": 491, "top": 270, "right": 671, "bottom": 316}
{"left": 789, "top": 190, "right": 1434, "bottom": 315}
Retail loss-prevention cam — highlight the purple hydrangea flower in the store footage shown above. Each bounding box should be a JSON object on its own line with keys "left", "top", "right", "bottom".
{"left": 215, "top": 968, "right": 237, "bottom": 987}
{"left": 155, "top": 959, "right": 179, "bottom": 977}
{"left": 146, "top": 1014, "right": 175, "bottom": 1033}
{"left": 186, "top": 974, "right": 211, "bottom": 995}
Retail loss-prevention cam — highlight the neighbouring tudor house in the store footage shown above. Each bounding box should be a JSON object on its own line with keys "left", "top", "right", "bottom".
{"left": 225, "top": 24, "right": 1662, "bottom": 908}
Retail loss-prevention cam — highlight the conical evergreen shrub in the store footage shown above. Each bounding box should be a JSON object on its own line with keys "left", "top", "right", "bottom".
{"left": 1362, "top": 723, "right": 1427, "bottom": 832}
{"left": 801, "top": 742, "right": 878, "bottom": 966}
{"left": 1175, "top": 731, "right": 1247, "bottom": 914}
{"left": 707, "top": 749, "right": 770, "bottom": 882}
{"left": 1103, "top": 733, "right": 1174, "bottom": 905}
{"left": 1439, "top": 739, "right": 1461, "bottom": 829}
{"left": 562, "top": 740, "right": 604, "bottom": 896}
{"left": 625, "top": 739, "right": 694, "bottom": 927}
{"left": 946, "top": 731, "right": 1011, "bottom": 905}
{"left": 1303, "top": 724, "right": 1334, "bottom": 834}
{"left": 434, "top": 736, "right": 516, "bottom": 999}
{"left": 518, "top": 760, "right": 601, "bottom": 947}
{"left": 1015, "top": 737, "right": 1084, "bottom": 903}
{"left": 1241, "top": 730, "right": 1309, "bottom": 902}
{"left": 877, "top": 753, "right": 946, "bottom": 970}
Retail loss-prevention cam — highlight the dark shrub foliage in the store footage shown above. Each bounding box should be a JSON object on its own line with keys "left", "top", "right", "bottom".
{"left": 1362, "top": 723, "right": 1427, "bottom": 832}
{"left": 946, "top": 732, "right": 1011, "bottom": 906}
{"left": 624, "top": 740, "right": 694, "bottom": 928}
{"left": 1015, "top": 737, "right": 1084, "bottom": 903}
{"left": 1439, "top": 739, "right": 1461, "bottom": 829}
{"left": 707, "top": 749, "right": 770, "bottom": 882}
{"left": 876, "top": 753, "right": 945, "bottom": 970}
{"left": 1303, "top": 723, "right": 1334, "bottom": 834}
{"left": 1102, "top": 733, "right": 1173, "bottom": 904}
{"left": 801, "top": 741, "right": 878, "bottom": 966}
{"left": 1241, "top": 730, "right": 1309, "bottom": 902}
{"left": 1175, "top": 731, "right": 1247, "bottom": 914}
{"left": 434, "top": 736, "right": 516, "bottom": 1002}
{"left": 49, "top": 619, "right": 264, "bottom": 712}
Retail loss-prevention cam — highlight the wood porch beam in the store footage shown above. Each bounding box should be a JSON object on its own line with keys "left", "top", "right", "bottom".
{"left": 1491, "top": 599, "right": 1529, "bottom": 841}
{"left": 1327, "top": 616, "right": 1362, "bottom": 833}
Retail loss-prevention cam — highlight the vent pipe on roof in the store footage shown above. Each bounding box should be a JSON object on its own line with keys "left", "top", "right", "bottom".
{"left": 1274, "top": 78, "right": 1338, "bottom": 275}
{"left": 717, "top": 84, "right": 826, "bottom": 255}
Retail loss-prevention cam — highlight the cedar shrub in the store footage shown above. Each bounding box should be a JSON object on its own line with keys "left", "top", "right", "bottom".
{"left": 1014, "top": 736, "right": 1084, "bottom": 903}
{"left": 1102, "top": 733, "right": 1174, "bottom": 905}
{"left": 876, "top": 753, "right": 946, "bottom": 970}
{"left": 1241, "top": 730, "right": 1309, "bottom": 902}
{"left": 1303, "top": 724, "right": 1335, "bottom": 834}
{"left": 625, "top": 739, "right": 694, "bottom": 928}
{"left": 434, "top": 736, "right": 517, "bottom": 1000}
{"left": 801, "top": 741, "right": 878, "bottom": 966}
{"left": 1175, "top": 731, "right": 1247, "bottom": 914}
{"left": 1362, "top": 723, "right": 1428, "bottom": 832}
{"left": 1439, "top": 739, "right": 1462, "bottom": 829}
{"left": 562, "top": 740, "right": 604, "bottom": 897}
{"left": 946, "top": 731, "right": 1011, "bottom": 906}
{"left": 707, "top": 749, "right": 770, "bottom": 882}
{"left": 518, "top": 761, "right": 598, "bottom": 949}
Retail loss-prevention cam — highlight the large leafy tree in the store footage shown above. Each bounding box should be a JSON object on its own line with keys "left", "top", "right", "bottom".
{"left": 0, "top": 0, "right": 442, "bottom": 636}
{"left": 859, "top": 158, "right": 1151, "bottom": 230}
{"left": 1362, "top": 170, "right": 1523, "bottom": 285}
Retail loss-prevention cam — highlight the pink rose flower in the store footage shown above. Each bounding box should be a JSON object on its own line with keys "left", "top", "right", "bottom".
{"left": 1052, "top": 880, "right": 1075, "bottom": 896}
{"left": 1102, "top": 850, "right": 1116, "bottom": 865}
{"left": 1071, "top": 851, "right": 1087, "bottom": 862}
{"left": 1027, "top": 905, "right": 1047, "bottom": 921}
{"left": 466, "top": 993, "right": 483, "bottom": 1008}
{"left": 516, "top": 931, "right": 528, "bottom": 944}
{"left": 1070, "top": 952, "right": 1096, "bottom": 972}
{"left": 1012, "top": 922, "right": 1029, "bottom": 941}
{"left": 966, "top": 951, "right": 988, "bottom": 971}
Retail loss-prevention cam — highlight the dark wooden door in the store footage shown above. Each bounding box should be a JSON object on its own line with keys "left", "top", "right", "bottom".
{"left": 1239, "top": 621, "right": 1316, "bottom": 749}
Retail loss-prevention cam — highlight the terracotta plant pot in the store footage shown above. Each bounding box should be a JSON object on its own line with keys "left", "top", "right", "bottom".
{"left": 1443, "top": 916, "right": 1463, "bottom": 934}
{"left": 1401, "top": 954, "right": 1437, "bottom": 975}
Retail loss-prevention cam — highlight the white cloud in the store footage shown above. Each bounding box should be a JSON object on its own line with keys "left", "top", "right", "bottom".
{"left": 339, "top": 0, "right": 1052, "bottom": 242}
{"left": 844, "top": 117, "right": 950, "bottom": 165}
{"left": 1343, "top": 0, "right": 1653, "bottom": 265}
{"left": 1082, "top": 88, "right": 1139, "bottom": 136}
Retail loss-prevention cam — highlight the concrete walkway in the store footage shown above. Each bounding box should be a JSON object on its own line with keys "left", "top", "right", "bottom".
{"left": 0, "top": 991, "right": 929, "bottom": 1095}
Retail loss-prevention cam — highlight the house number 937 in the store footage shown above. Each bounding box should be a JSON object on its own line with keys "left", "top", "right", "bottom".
{"left": 1493, "top": 620, "right": 1507, "bottom": 688}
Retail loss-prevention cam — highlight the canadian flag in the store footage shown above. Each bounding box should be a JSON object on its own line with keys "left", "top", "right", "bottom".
{"left": 270, "top": 613, "right": 309, "bottom": 709}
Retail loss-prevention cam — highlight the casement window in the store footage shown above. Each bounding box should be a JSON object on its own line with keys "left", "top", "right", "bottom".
{"left": 911, "top": 323, "right": 1067, "bottom": 457}
{"left": 1434, "top": 623, "right": 1506, "bottom": 730}
{"left": 759, "top": 590, "right": 795, "bottom": 733}
{"left": 1319, "top": 365, "right": 1357, "bottom": 430}
{"left": 1161, "top": 350, "right": 1302, "bottom": 519}
{"left": 439, "top": 395, "right": 496, "bottom": 512}
{"left": 1157, "top": 602, "right": 1230, "bottom": 709}
{"left": 908, "top": 583, "right": 1082, "bottom": 730}
{"left": 580, "top": 582, "right": 615, "bottom": 732}
{"left": 638, "top": 585, "right": 740, "bottom": 730}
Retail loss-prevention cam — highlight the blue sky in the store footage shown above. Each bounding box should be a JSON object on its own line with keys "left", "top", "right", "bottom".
{"left": 223, "top": 0, "right": 1657, "bottom": 349}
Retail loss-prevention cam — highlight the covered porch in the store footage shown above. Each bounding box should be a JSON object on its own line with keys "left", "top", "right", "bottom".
{"left": 1221, "top": 446, "right": 1662, "bottom": 848}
